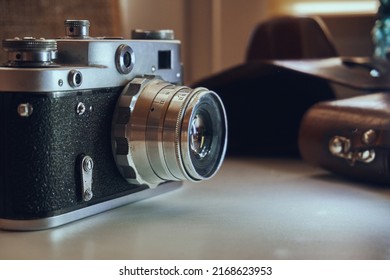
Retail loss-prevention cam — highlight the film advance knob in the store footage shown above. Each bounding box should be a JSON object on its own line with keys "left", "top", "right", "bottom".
{"left": 64, "top": 19, "right": 90, "bottom": 38}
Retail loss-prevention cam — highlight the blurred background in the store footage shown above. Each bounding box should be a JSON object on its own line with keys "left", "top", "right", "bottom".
{"left": 0, "top": 0, "right": 378, "bottom": 84}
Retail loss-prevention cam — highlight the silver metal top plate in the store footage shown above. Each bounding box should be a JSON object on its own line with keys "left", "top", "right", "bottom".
{"left": 0, "top": 39, "right": 182, "bottom": 94}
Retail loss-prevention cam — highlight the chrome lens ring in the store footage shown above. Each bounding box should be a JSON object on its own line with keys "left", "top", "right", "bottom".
{"left": 112, "top": 77, "right": 227, "bottom": 187}
{"left": 179, "top": 89, "right": 227, "bottom": 180}
{"left": 145, "top": 82, "right": 227, "bottom": 182}
{"left": 145, "top": 81, "right": 190, "bottom": 181}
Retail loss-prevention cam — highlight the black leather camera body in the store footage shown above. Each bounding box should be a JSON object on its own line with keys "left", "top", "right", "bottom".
{"left": 0, "top": 20, "right": 227, "bottom": 230}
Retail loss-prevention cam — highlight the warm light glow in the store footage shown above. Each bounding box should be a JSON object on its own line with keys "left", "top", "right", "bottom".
{"left": 290, "top": 1, "right": 378, "bottom": 15}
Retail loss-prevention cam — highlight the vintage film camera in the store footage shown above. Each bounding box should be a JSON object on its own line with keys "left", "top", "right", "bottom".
{"left": 0, "top": 20, "right": 227, "bottom": 230}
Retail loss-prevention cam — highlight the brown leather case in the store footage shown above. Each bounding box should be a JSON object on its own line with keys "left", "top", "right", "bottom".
{"left": 299, "top": 93, "right": 390, "bottom": 184}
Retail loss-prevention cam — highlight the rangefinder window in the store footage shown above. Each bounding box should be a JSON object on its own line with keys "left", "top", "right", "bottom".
{"left": 158, "top": 50, "right": 172, "bottom": 69}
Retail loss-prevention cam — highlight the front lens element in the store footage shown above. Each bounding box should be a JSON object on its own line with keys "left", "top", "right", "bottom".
{"left": 180, "top": 89, "right": 227, "bottom": 180}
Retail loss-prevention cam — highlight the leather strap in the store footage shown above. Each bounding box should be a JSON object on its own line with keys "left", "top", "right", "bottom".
{"left": 272, "top": 57, "right": 390, "bottom": 91}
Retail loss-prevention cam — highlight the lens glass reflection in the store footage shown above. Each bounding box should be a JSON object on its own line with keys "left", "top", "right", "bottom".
{"left": 189, "top": 111, "right": 212, "bottom": 160}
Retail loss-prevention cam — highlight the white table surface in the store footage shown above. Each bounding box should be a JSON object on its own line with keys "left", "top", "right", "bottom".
{"left": 1, "top": 158, "right": 390, "bottom": 260}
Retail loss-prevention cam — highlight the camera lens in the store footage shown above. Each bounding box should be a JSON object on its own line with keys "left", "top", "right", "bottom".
{"left": 112, "top": 77, "right": 227, "bottom": 187}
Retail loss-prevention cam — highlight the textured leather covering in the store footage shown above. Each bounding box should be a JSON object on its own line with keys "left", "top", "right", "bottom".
{"left": 0, "top": 87, "right": 147, "bottom": 219}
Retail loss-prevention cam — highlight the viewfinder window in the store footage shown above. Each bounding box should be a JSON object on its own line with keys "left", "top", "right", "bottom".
{"left": 158, "top": 50, "right": 172, "bottom": 69}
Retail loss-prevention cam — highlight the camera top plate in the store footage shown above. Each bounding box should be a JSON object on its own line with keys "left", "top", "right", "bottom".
{"left": 0, "top": 37, "right": 182, "bottom": 94}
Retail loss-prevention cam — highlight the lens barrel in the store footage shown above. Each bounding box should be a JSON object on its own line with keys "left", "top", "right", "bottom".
{"left": 112, "top": 77, "right": 227, "bottom": 187}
